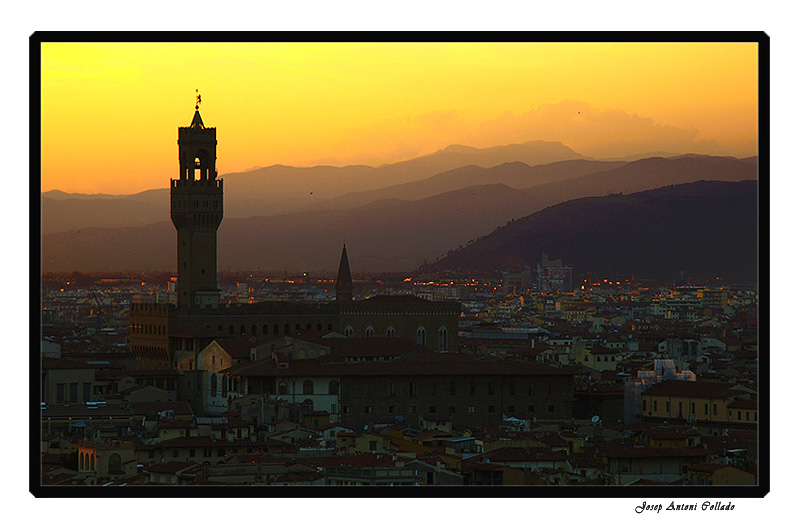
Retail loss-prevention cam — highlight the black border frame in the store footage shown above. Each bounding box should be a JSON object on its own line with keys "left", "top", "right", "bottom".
{"left": 30, "top": 31, "right": 769, "bottom": 499}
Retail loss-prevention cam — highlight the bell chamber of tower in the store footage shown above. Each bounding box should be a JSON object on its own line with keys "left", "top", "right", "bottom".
{"left": 170, "top": 103, "right": 223, "bottom": 310}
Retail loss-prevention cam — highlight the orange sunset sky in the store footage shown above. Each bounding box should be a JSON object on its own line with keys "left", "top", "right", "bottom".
{"left": 41, "top": 41, "right": 759, "bottom": 196}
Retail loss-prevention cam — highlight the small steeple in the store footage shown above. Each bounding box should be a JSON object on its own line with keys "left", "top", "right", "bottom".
{"left": 336, "top": 243, "right": 353, "bottom": 302}
{"left": 190, "top": 90, "right": 204, "bottom": 129}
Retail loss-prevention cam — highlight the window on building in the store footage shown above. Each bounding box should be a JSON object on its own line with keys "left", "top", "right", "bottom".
{"left": 173, "top": 449, "right": 179, "bottom": 458}
{"left": 344, "top": 325, "right": 354, "bottom": 338}
{"left": 278, "top": 382, "right": 288, "bottom": 395}
{"left": 388, "top": 405, "right": 396, "bottom": 414}
{"left": 468, "top": 406, "right": 475, "bottom": 413}
{"left": 704, "top": 403, "right": 709, "bottom": 415}
{"left": 409, "top": 405, "right": 417, "bottom": 414}
{"left": 343, "top": 406, "right": 351, "bottom": 414}
{"left": 713, "top": 404, "right": 718, "bottom": 416}
{"left": 388, "top": 382, "right": 396, "bottom": 396}
{"left": 69, "top": 383, "right": 78, "bottom": 403}
{"left": 365, "top": 406, "right": 373, "bottom": 413}
{"left": 303, "top": 380, "right": 314, "bottom": 395}
{"left": 365, "top": 325, "right": 375, "bottom": 338}
{"left": 548, "top": 405, "right": 555, "bottom": 413}
{"left": 438, "top": 326, "right": 448, "bottom": 351}
{"left": 449, "top": 381, "right": 456, "bottom": 396}
{"left": 692, "top": 402, "right": 696, "bottom": 414}
{"left": 369, "top": 441, "right": 377, "bottom": 451}
{"left": 528, "top": 382, "right": 535, "bottom": 396}
{"left": 416, "top": 326, "right": 426, "bottom": 346}
{"left": 56, "top": 383, "right": 65, "bottom": 404}
{"left": 328, "top": 381, "right": 339, "bottom": 395}
{"left": 737, "top": 410, "right": 741, "bottom": 420}
{"left": 470, "top": 382, "right": 476, "bottom": 396}
{"left": 386, "top": 325, "right": 396, "bottom": 337}
{"left": 409, "top": 382, "right": 417, "bottom": 396}
{"left": 488, "top": 382, "right": 495, "bottom": 395}
{"left": 666, "top": 402, "right": 670, "bottom": 413}
{"left": 189, "top": 449, "right": 195, "bottom": 458}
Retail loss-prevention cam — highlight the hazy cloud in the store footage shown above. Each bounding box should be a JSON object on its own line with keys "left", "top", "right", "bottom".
{"left": 464, "top": 100, "right": 724, "bottom": 159}
{"left": 314, "top": 101, "right": 729, "bottom": 167}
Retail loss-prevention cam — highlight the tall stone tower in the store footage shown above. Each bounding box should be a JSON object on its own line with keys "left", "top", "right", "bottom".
{"left": 170, "top": 94, "right": 223, "bottom": 310}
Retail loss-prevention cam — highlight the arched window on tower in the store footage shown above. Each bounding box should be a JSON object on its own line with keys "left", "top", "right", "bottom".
{"left": 365, "top": 325, "right": 375, "bottom": 338}
{"left": 417, "top": 326, "right": 426, "bottom": 346}
{"left": 344, "top": 324, "right": 354, "bottom": 338}
{"left": 385, "top": 325, "right": 396, "bottom": 337}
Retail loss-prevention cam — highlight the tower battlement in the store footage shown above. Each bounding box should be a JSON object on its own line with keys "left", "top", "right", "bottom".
{"left": 170, "top": 178, "right": 223, "bottom": 189}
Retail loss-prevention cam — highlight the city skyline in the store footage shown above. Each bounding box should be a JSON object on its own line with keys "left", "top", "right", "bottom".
{"left": 41, "top": 41, "right": 758, "bottom": 195}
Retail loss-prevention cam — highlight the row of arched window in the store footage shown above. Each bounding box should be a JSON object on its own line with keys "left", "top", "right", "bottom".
{"left": 276, "top": 380, "right": 339, "bottom": 396}
{"left": 225, "top": 322, "right": 334, "bottom": 337}
{"left": 209, "top": 374, "right": 241, "bottom": 397}
{"left": 79, "top": 451, "right": 96, "bottom": 471}
{"left": 342, "top": 324, "right": 448, "bottom": 350}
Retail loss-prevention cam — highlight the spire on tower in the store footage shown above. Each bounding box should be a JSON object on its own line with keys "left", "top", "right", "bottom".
{"left": 336, "top": 243, "right": 353, "bottom": 302}
{"left": 190, "top": 90, "right": 204, "bottom": 128}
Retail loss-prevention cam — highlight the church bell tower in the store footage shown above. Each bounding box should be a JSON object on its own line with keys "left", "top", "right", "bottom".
{"left": 171, "top": 92, "right": 223, "bottom": 310}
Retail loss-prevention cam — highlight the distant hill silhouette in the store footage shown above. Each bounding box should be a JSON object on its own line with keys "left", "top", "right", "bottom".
{"left": 311, "top": 159, "right": 626, "bottom": 211}
{"left": 41, "top": 141, "right": 587, "bottom": 234}
{"left": 40, "top": 149, "right": 759, "bottom": 274}
{"left": 421, "top": 180, "right": 759, "bottom": 281}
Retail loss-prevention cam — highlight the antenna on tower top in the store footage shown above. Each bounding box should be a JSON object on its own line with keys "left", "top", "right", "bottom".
{"left": 196, "top": 89, "right": 201, "bottom": 110}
